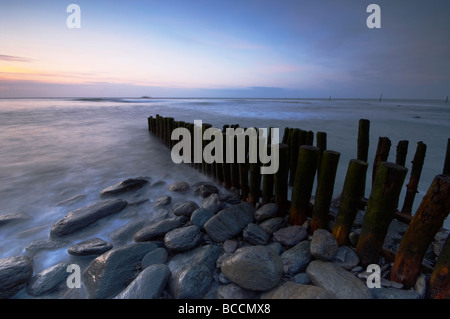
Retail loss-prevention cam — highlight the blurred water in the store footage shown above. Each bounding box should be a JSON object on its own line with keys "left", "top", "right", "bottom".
{"left": 0, "top": 97, "right": 449, "bottom": 275}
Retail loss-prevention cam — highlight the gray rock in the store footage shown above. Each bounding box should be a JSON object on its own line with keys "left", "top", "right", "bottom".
{"left": 349, "top": 230, "right": 360, "bottom": 247}
{"left": 202, "top": 193, "right": 221, "bottom": 214}
{"left": 292, "top": 272, "right": 311, "bottom": 285}
{"left": 204, "top": 202, "right": 254, "bottom": 242}
{"left": 223, "top": 239, "right": 239, "bottom": 253}
{"left": 0, "top": 256, "right": 33, "bottom": 299}
{"left": 191, "top": 208, "right": 215, "bottom": 229}
{"left": 152, "top": 195, "right": 171, "bottom": 208}
{"left": 25, "top": 239, "right": 68, "bottom": 255}
{"left": 306, "top": 260, "right": 372, "bottom": 299}
{"left": 169, "top": 264, "right": 212, "bottom": 298}
{"left": 100, "top": 177, "right": 149, "bottom": 196}
{"left": 254, "top": 203, "right": 278, "bottom": 221}
{"left": 110, "top": 218, "right": 155, "bottom": 244}
{"left": 216, "top": 283, "right": 260, "bottom": 299}
{"left": 164, "top": 225, "right": 202, "bottom": 251}
{"left": 281, "top": 240, "right": 312, "bottom": 275}
{"left": 68, "top": 238, "right": 113, "bottom": 256}
{"left": 82, "top": 242, "right": 160, "bottom": 299}
{"left": 273, "top": 225, "right": 307, "bottom": 246}
{"left": 134, "top": 216, "right": 184, "bottom": 242}
{"left": 0, "top": 212, "right": 31, "bottom": 227}
{"left": 433, "top": 230, "right": 450, "bottom": 257}
{"left": 173, "top": 201, "right": 200, "bottom": 217}
{"left": 114, "top": 264, "right": 170, "bottom": 299}
{"left": 414, "top": 273, "right": 428, "bottom": 299}
{"left": 267, "top": 242, "right": 283, "bottom": 255}
{"left": 261, "top": 281, "right": 336, "bottom": 299}
{"left": 370, "top": 287, "right": 420, "bottom": 299}
{"left": 382, "top": 219, "right": 409, "bottom": 253}
{"left": 259, "top": 217, "right": 286, "bottom": 234}
{"left": 194, "top": 183, "right": 219, "bottom": 198}
{"left": 331, "top": 246, "right": 360, "bottom": 270}
{"left": 168, "top": 181, "right": 190, "bottom": 192}
{"left": 50, "top": 199, "right": 128, "bottom": 237}
{"left": 218, "top": 272, "right": 231, "bottom": 284}
{"left": 27, "top": 262, "right": 69, "bottom": 296}
{"left": 141, "top": 248, "right": 168, "bottom": 269}
{"left": 310, "top": 229, "right": 338, "bottom": 261}
{"left": 243, "top": 223, "right": 269, "bottom": 245}
{"left": 221, "top": 245, "right": 283, "bottom": 291}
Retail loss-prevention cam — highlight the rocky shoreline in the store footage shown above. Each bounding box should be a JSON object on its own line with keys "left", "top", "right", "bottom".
{"left": 0, "top": 177, "right": 448, "bottom": 299}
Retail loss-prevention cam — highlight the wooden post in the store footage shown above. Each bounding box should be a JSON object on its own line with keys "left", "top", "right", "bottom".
{"left": 289, "top": 145, "right": 319, "bottom": 225}
{"left": 357, "top": 119, "right": 370, "bottom": 162}
{"left": 311, "top": 150, "right": 340, "bottom": 232}
{"left": 395, "top": 140, "right": 409, "bottom": 167}
{"left": 239, "top": 136, "right": 249, "bottom": 201}
{"left": 262, "top": 145, "right": 274, "bottom": 205}
{"left": 282, "top": 127, "right": 290, "bottom": 145}
{"left": 332, "top": 159, "right": 368, "bottom": 245}
{"left": 372, "top": 137, "right": 391, "bottom": 186}
{"left": 306, "top": 130, "right": 314, "bottom": 146}
{"left": 248, "top": 132, "right": 261, "bottom": 205}
{"left": 231, "top": 135, "right": 241, "bottom": 190}
{"left": 443, "top": 138, "right": 450, "bottom": 175}
{"left": 356, "top": 162, "right": 408, "bottom": 266}
{"left": 222, "top": 131, "right": 232, "bottom": 189}
{"left": 288, "top": 129, "right": 300, "bottom": 187}
{"left": 429, "top": 233, "right": 450, "bottom": 299}
{"left": 401, "top": 141, "right": 427, "bottom": 215}
{"left": 316, "top": 131, "right": 327, "bottom": 182}
{"left": 148, "top": 116, "right": 153, "bottom": 132}
{"left": 274, "top": 143, "right": 289, "bottom": 216}
{"left": 391, "top": 175, "right": 450, "bottom": 288}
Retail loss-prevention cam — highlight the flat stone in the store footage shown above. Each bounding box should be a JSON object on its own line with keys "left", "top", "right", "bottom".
{"left": 292, "top": 272, "right": 311, "bottom": 285}
{"left": 27, "top": 262, "right": 69, "bottom": 296}
{"left": 310, "top": 229, "right": 338, "bottom": 261}
{"left": 202, "top": 193, "right": 221, "bottom": 214}
{"left": 273, "top": 225, "right": 307, "bottom": 246}
{"left": 25, "top": 239, "right": 68, "bottom": 255}
{"left": 114, "top": 264, "right": 170, "bottom": 299}
{"left": 164, "top": 225, "right": 202, "bottom": 252}
{"left": 281, "top": 240, "right": 312, "bottom": 275}
{"left": 254, "top": 203, "right": 278, "bottom": 221}
{"left": 68, "top": 238, "right": 113, "bottom": 256}
{"left": 190, "top": 208, "right": 215, "bottom": 229}
{"left": 82, "top": 242, "right": 160, "bottom": 299}
{"left": 168, "top": 181, "right": 190, "bottom": 192}
{"left": 216, "top": 283, "right": 260, "bottom": 299}
{"left": 169, "top": 264, "right": 212, "bottom": 298}
{"left": 221, "top": 245, "right": 283, "bottom": 291}
{"left": 0, "top": 212, "right": 31, "bottom": 227}
{"left": 134, "top": 216, "right": 185, "bottom": 242}
{"left": 204, "top": 202, "right": 254, "bottom": 243}
{"left": 100, "top": 177, "right": 149, "bottom": 196}
{"left": 243, "top": 223, "right": 269, "bottom": 245}
{"left": 306, "top": 260, "right": 372, "bottom": 299}
{"left": 223, "top": 240, "right": 239, "bottom": 253}
{"left": 331, "top": 246, "right": 360, "bottom": 270}
{"left": 173, "top": 201, "right": 199, "bottom": 217}
{"left": 141, "top": 248, "right": 168, "bottom": 269}
{"left": 261, "top": 281, "right": 336, "bottom": 299}
{"left": 0, "top": 256, "right": 33, "bottom": 299}
{"left": 50, "top": 199, "right": 128, "bottom": 237}
{"left": 193, "top": 183, "right": 219, "bottom": 198}
{"left": 259, "top": 217, "right": 286, "bottom": 234}
{"left": 152, "top": 195, "right": 171, "bottom": 208}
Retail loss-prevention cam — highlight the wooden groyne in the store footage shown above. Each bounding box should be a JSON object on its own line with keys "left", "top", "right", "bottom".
{"left": 148, "top": 114, "right": 450, "bottom": 298}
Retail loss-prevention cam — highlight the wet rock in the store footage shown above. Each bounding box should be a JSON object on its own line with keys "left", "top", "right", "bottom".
{"left": 56, "top": 194, "right": 86, "bottom": 207}
{"left": 204, "top": 202, "right": 254, "bottom": 243}
{"left": 68, "top": 238, "right": 113, "bottom": 256}
{"left": 221, "top": 245, "right": 283, "bottom": 291}
{"left": 164, "top": 225, "right": 202, "bottom": 252}
{"left": 216, "top": 283, "right": 260, "bottom": 299}
{"left": 0, "top": 256, "right": 33, "bottom": 299}
{"left": 223, "top": 240, "right": 239, "bottom": 253}
{"left": 243, "top": 223, "right": 269, "bottom": 245}
{"left": 100, "top": 177, "right": 149, "bottom": 196}
{"left": 190, "top": 208, "right": 215, "bottom": 229}
{"left": 114, "top": 264, "right": 170, "bottom": 299}
{"left": 370, "top": 287, "right": 420, "bottom": 299}
{"left": 0, "top": 212, "right": 31, "bottom": 227}
{"left": 168, "top": 181, "right": 190, "bottom": 193}
{"left": 306, "top": 260, "right": 372, "bottom": 299}
{"left": 281, "top": 240, "right": 312, "bottom": 275}
{"left": 310, "top": 229, "right": 338, "bottom": 261}
{"left": 173, "top": 201, "right": 199, "bottom": 217}
{"left": 254, "top": 203, "right": 278, "bottom": 222}
{"left": 50, "top": 199, "right": 128, "bottom": 238}
{"left": 202, "top": 193, "right": 221, "bottom": 214}
{"left": 152, "top": 195, "right": 171, "bottom": 208}
{"left": 110, "top": 219, "right": 152, "bottom": 244}
{"left": 27, "top": 262, "right": 69, "bottom": 296}
{"left": 433, "top": 230, "right": 450, "bottom": 256}
{"left": 414, "top": 273, "right": 428, "bottom": 299}
{"left": 331, "top": 246, "right": 360, "bottom": 270}
{"left": 261, "top": 282, "right": 336, "bottom": 299}
{"left": 25, "top": 239, "right": 68, "bottom": 255}
{"left": 169, "top": 264, "right": 212, "bottom": 298}
{"left": 141, "top": 248, "right": 168, "bottom": 269}
{"left": 194, "top": 183, "right": 219, "bottom": 198}
{"left": 292, "top": 273, "right": 311, "bottom": 285}
{"left": 134, "top": 216, "right": 185, "bottom": 242}
{"left": 259, "top": 217, "right": 286, "bottom": 234}
{"left": 82, "top": 242, "right": 160, "bottom": 299}
{"left": 273, "top": 225, "right": 307, "bottom": 246}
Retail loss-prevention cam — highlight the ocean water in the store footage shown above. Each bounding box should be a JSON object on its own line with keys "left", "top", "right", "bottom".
{"left": 0, "top": 97, "right": 449, "bottom": 282}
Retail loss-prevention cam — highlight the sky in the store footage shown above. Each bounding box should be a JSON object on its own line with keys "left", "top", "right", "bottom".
{"left": 0, "top": 0, "right": 449, "bottom": 99}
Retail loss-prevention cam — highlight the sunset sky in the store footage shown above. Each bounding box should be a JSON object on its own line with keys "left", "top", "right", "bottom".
{"left": 1, "top": 0, "right": 449, "bottom": 98}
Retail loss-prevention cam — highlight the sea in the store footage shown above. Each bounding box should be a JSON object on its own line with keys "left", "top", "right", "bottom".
{"left": 0, "top": 97, "right": 449, "bottom": 284}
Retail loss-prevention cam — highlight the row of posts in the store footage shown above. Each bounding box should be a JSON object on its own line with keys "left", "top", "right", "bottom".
{"left": 148, "top": 114, "right": 450, "bottom": 298}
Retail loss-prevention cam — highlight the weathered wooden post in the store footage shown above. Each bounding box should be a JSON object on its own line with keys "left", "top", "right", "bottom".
{"left": 262, "top": 144, "right": 274, "bottom": 205}
{"left": 395, "top": 140, "right": 409, "bottom": 167}
{"left": 357, "top": 119, "right": 370, "bottom": 162}
{"left": 356, "top": 162, "right": 408, "bottom": 266}
{"left": 428, "top": 233, "right": 450, "bottom": 299}
{"left": 231, "top": 134, "right": 241, "bottom": 190}
{"left": 401, "top": 141, "right": 427, "bottom": 215}
{"left": 311, "top": 150, "right": 340, "bottom": 232}
{"left": 282, "top": 127, "right": 290, "bottom": 145}
{"left": 248, "top": 135, "right": 261, "bottom": 206}
{"left": 391, "top": 175, "right": 450, "bottom": 288}
{"left": 443, "top": 138, "right": 450, "bottom": 175}
{"left": 288, "top": 128, "right": 300, "bottom": 187}
{"left": 306, "top": 130, "right": 314, "bottom": 146}
{"left": 148, "top": 116, "right": 153, "bottom": 132}
{"left": 316, "top": 131, "right": 327, "bottom": 183}
{"left": 274, "top": 143, "right": 289, "bottom": 216}
{"left": 289, "top": 145, "right": 319, "bottom": 225}
{"left": 239, "top": 133, "right": 249, "bottom": 201}
{"left": 372, "top": 137, "right": 391, "bottom": 186}
{"left": 332, "top": 159, "right": 368, "bottom": 245}
{"left": 222, "top": 131, "right": 232, "bottom": 189}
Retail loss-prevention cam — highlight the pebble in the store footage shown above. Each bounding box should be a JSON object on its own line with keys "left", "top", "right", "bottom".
{"left": 273, "top": 225, "right": 308, "bottom": 246}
